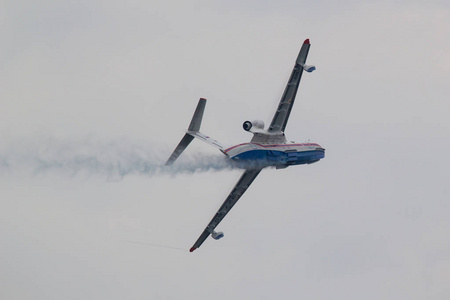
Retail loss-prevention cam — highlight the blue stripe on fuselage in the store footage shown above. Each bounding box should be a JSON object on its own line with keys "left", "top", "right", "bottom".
{"left": 230, "top": 149, "right": 325, "bottom": 167}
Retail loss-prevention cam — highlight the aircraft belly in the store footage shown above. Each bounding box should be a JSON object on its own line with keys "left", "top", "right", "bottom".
{"left": 231, "top": 149, "right": 324, "bottom": 167}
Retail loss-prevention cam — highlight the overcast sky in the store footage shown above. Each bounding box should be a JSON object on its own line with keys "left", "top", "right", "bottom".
{"left": 1, "top": 1, "right": 450, "bottom": 299}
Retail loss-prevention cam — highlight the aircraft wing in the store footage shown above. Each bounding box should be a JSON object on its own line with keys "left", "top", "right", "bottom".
{"left": 268, "top": 39, "right": 313, "bottom": 133}
{"left": 189, "top": 168, "right": 262, "bottom": 252}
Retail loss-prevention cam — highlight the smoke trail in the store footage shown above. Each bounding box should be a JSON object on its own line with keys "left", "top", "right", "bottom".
{"left": 0, "top": 136, "right": 235, "bottom": 179}
{"left": 125, "top": 240, "right": 186, "bottom": 252}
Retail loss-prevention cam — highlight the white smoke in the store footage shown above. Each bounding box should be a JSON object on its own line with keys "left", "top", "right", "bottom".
{"left": 0, "top": 136, "right": 235, "bottom": 179}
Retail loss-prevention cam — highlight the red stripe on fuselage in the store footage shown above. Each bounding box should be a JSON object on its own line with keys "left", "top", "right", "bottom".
{"left": 223, "top": 143, "right": 248, "bottom": 153}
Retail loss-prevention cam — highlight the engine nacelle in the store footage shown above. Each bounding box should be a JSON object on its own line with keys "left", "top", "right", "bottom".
{"left": 243, "top": 120, "right": 265, "bottom": 132}
{"left": 211, "top": 231, "right": 224, "bottom": 240}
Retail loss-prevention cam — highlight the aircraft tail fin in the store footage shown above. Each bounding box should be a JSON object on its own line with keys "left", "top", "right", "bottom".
{"left": 165, "top": 98, "right": 225, "bottom": 166}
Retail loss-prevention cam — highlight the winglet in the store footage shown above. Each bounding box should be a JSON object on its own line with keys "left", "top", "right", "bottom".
{"left": 303, "top": 39, "right": 310, "bottom": 44}
{"left": 189, "top": 247, "right": 197, "bottom": 252}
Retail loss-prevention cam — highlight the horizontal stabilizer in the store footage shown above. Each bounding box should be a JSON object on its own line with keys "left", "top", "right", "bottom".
{"left": 188, "top": 98, "right": 206, "bottom": 132}
{"left": 165, "top": 133, "right": 194, "bottom": 165}
{"left": 165, "top": 98, "right": 205, "bottom": 166}
{"left": 166, "top": 98, "right": 226, "bottom": 165}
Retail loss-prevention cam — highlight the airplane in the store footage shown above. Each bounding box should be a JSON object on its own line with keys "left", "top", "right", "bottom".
{"left": 165, "top": 39, "right": 325, "bottom": 252}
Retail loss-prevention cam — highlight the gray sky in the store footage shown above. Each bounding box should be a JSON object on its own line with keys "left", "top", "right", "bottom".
{"left": 1, "top": 1, "right": 450, "bottom": 299}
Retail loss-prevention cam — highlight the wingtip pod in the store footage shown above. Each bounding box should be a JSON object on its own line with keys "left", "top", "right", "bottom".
{"left": 303, "top": 64, "right": 316, "bottom": 72}
{"left": 189, "top": 247, "right": 197, "bottom": 252}
{"left": 303, "top": 39, "right": 310, "bottom": 44}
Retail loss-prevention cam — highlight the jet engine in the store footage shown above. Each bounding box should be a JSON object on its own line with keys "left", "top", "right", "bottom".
{"left": 211, "top": 231, "right": 224, "bottom": 240}
{"left": 243, "top": 120, "right": 265, "bottom": 132}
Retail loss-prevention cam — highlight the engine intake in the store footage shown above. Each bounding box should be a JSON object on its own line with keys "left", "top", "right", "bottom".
{"left": 243, "top": 120, "right": 264, "bottom": 132}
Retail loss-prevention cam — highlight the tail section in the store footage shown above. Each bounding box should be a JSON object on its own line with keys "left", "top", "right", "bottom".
{"left": 188, "top": 98, "right": 206, "bottom": 132}
{"left": 165, "top": 133, "right": 194, "bottom": 166}
{"left": 165, "top": 98, "right": 225, "bottom": 166}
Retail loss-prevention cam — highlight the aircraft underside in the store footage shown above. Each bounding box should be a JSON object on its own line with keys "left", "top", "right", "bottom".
{"left": 224, "top": 142, "right": 325, "bottom": 168}
{"left": 230, "top": 147, "right": 325, "bottom": 168}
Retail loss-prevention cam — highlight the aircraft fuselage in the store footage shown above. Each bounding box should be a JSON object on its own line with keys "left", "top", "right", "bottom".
{"left": 224, "top": 142, "right": 325, "bottom": 168}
